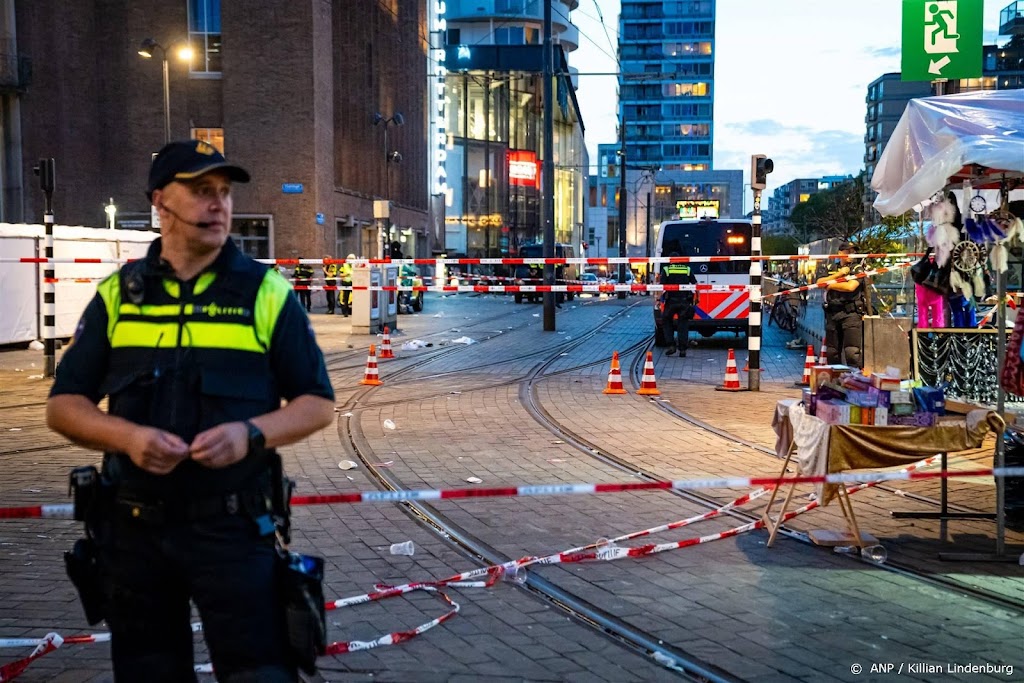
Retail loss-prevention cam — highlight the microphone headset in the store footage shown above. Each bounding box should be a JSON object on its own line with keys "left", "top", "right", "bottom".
{"left": 158, "top": 202, "right": 213, "bottom": 229}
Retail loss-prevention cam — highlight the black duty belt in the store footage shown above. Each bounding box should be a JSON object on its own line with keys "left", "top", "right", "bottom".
{"left": 115, "top": 485, "right": 271, "bottom": 524}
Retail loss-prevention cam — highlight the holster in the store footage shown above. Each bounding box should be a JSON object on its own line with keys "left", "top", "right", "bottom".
{"left": 280, "top": 551, "right": 326, "bottom": 674}
{"left": 64, "top": 538, "right": 105, "bottom": 625}
{"left": 64, "top": 465, "right": 112, "bottom": 625}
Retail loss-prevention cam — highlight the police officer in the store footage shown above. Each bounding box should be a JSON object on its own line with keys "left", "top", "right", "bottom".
{"left": 46, "top": 140, "right": 335, "bottom": 681}
{"left": 338, "top": 254, "right": 355, "bottom": 316}
{"left": 660, "top": 252, "right": 698, "bottom": 356}
{"left": 293, "top": 260, "right": 315, "bottom": 312}
{"left": 817, "top": 241, "right": 866, "bottom": 367}
{"left": 322, "top": 255, "right": 338, "bottom": 314}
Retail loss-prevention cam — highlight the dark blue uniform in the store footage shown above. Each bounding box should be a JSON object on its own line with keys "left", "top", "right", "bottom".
{"left": 51, "top": 237, "right": 333, "bottom": 681}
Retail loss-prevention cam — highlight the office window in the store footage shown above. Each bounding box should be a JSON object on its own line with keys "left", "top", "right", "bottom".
{"left": 188, "top": 0, "right": 222, "bottom": 74}
{"left": 191, "top": 127, "right": 224, "bottom": 153}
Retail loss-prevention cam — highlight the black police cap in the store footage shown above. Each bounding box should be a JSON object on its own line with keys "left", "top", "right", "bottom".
{"left": 147, "top": 140, "right": 250, "bottom": 199}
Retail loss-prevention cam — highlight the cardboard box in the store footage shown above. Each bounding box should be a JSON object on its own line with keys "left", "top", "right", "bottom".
{"left": 870, "top": 373, "right": 902, "bottom": 391}
{"left": 810, "top": 365, "right": 853, "bottom": 392}
{"left": 888, "top": 411, "right": 936, "bottom": 427}
{"left": 847, "top": 389, "right": 879, "bottom": 408}
{"left": 891, "top": 401, "right": 916, "bottom": 416}
{"left": 913, "top": 386, "right": 945, "bottom": 415}
{"left": 867, "top": 386, "right": 891, "bottom": 409}
{"left": 873, "top": 408, "right": 888, "bottom": 426}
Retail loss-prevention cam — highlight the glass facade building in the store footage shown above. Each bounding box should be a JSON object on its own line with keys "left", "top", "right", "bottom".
{"left": 618, "top": 0, "right": 716, "bottom": 170}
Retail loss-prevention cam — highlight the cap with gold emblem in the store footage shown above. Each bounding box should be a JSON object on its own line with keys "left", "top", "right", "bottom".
{"left": 146, "top": 139, "right": 250, "bottom": 199}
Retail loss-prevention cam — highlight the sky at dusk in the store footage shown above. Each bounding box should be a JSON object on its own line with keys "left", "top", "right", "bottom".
{"left": 571, "top": 0, "right": 1007, "bottom": 202}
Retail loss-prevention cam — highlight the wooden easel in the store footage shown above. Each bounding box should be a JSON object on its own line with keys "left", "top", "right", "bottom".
{"left": 762, "top": 437, "right": 874, "bottom": 548}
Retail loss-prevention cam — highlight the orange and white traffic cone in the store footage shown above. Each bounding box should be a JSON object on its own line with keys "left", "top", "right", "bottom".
{"left": 818, "top": 343, "right": 827, "bottom": 366}
{"left": 794, "top": 345, "right": 814, "bottom": 387}
{"left": 360, "top": 344, "right": 383, "bottom": 386}
{"left": 603, "top": 351, "right": 627, "bottom": 395}
{"left": 637, "top": 351, "right": 660, "bottom": 396}
{"left": 379, "top": 325, "right": 396, "bottom": 359}
{"left": 715, "top": 349, "right": 744, "bottom": 392}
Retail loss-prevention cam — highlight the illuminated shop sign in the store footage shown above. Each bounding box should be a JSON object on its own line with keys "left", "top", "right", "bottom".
{"left": 677, "top": 199, "right": 720, "bottom": 219}
{"left": 508, "top": 150, "right": 540, "bottom": 187}
{"left": 430, "top": 2, "right": 448, "bottom": 197}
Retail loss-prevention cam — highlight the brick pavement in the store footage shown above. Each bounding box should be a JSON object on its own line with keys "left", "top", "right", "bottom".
{"left": 1, "top": 293, "right": 1022, "bottom": 681}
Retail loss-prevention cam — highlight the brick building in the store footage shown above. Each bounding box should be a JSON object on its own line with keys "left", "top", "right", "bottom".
{"left": 3, "top": 0, "right": 432, "bottom": 260}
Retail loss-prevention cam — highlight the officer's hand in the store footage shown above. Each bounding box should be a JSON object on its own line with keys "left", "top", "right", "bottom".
{"left": 126, "top": 427, "right": 190, "bottom": 475}
{"left": 838, "top": 266, "right": 850, "bottom": 276}
{"left": 189, "top": 422, "right": 249, "bottom": 469}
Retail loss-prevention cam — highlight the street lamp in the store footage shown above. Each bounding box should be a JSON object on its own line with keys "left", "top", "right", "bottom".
{"left": 373, "top": 112, "right": 404, "bottom": 257}
{"left": 138, "top": 38, "right": 194, "bottom": 144}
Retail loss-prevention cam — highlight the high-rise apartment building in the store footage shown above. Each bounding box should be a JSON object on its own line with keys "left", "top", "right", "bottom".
{"left": 618, "top": 0, "right": 715, "bottom": 170}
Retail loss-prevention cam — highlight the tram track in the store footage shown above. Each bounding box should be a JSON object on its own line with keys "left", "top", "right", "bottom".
{"left": 335, "top": 301, "right": 731, "bottom": 681}
{"left": 621, "top": 346, "right": 1024, "bottom": 612}
{"left": 333, "top": 300, "right": 1021, "bottom": 680}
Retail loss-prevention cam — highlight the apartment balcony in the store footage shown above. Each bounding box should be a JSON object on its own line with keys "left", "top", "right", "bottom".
{"left": 555, "top": 22, "right": 579, "bottom": 52}
{"left": 447, "top": 0, "right": 572, "bottom": 33}
{"left": 999, "top": 1, "right": 1024, "bottom": 36}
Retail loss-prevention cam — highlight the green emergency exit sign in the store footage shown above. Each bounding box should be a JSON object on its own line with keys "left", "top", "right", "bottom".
{"left": 902, "top": 0, "right": 983, "bottom": 81}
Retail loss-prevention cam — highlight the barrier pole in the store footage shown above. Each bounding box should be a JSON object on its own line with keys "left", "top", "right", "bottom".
{"left": 34, "top": 159, "right": 57, "bottom": 378}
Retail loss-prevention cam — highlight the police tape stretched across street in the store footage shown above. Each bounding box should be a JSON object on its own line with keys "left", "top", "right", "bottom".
{"left": 46, "top": 140, "right": 336, "bottom": 682}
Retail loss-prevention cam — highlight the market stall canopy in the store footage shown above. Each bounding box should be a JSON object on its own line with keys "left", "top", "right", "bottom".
{"left": 871, "top": 89, "right": 1024, "bottom": 217}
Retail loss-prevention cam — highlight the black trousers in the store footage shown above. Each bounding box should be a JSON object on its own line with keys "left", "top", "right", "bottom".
{"left": 825, "top": 308, "right": 863, "bottom": 368}
{"left": 296, "top": 285, "right": 311, "bottom": 311}
{"left": 98, "top": 513, "right": 296, "bottom": 682}
{"left": 324, "top": 279, "right": 337, "bottom": 312}
{"left": 661, "top": 300, "right": 694, "bottom": 349}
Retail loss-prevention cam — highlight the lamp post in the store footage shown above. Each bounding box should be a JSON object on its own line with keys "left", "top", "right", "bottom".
{"left": 374, "top": 112, "right": 404, "bottom": 258}
{"left": 138, "top": 39, "right": 194, "bottom": 144}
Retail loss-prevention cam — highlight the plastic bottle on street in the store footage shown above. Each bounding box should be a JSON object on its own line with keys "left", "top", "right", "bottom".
{"left": 389, "top": 541, "right": 415, "bottom": 556}
{"left": 833, "top": 545, "right": 859, "bottom": 555}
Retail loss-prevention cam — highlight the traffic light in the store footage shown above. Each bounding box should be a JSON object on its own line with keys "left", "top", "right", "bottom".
{"left": 750, "top": 154, "right": 773, "bottom": 190}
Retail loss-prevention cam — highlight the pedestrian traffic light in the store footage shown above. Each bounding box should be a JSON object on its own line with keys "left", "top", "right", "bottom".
{"left": 751, "top": 154, "right": 773, "bottom": 190}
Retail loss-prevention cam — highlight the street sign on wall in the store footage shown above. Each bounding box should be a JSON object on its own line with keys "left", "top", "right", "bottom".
{"left": 902, "top": 0, "right": 983, "bottom": 81}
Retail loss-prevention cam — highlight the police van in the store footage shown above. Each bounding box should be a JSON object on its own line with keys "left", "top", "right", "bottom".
{"left": 653, "top": 218, "right": 751, "bottom": 345}
{"left": 513, "top": 243, "right": 579, "bottom": 304}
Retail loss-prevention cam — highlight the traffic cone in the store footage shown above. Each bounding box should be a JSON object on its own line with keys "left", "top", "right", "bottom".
{"left": 715, "top": 349, "right": 744, "bottom": 392}
{"left": 603, "top": 351, "right": 627, "bottom": 395}
{"left": 379, "top": 325, "right": 396, "bottom": 359}
{"left": 818, "top": 343, "right": 827, "bottom": 366}
{"left": 360, "top": 344, "right": 383, "bottom": 386}
{"left": 794, "top": 345, "right": 814, "bottom": 387}
{"left": 637, "top": 351, "right": 660, "bottom": 396}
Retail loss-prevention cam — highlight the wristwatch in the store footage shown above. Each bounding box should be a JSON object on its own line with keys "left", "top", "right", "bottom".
{"left": 244, "top": 419, "right": 266, "bottom": 454}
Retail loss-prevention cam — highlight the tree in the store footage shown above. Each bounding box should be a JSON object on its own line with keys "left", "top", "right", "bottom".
{"left": 788, "top": 174, "right": 866, "bottom": 243}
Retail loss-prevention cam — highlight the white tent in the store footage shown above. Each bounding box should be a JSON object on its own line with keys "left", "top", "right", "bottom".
{"left": 871, "top": 89, "right": 1024, "bottom": 217}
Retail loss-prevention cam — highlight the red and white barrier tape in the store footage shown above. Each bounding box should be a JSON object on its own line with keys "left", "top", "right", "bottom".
{"left": 0, "top": 455, "right": 951, "bottom": 677}
{"left": 2, "top": 465, "right": 1020, "bottom": 521}
{"left": 0, "top": 253, "right": 924, "bottom": 266}
{"left": 761, "top": 262, "right": 914, "bottom": 300}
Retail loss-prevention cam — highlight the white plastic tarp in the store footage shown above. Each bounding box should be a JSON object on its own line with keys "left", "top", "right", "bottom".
{"left": 871, "top": 89, "right": 1024, "bottom": 217}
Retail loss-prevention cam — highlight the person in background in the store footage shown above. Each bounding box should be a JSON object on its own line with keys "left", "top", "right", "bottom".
{"left": 293, "top": 261, "right": 314, "bottom": 312}
{"left": 46, "top": 139, "right": 335, "bottom": 680}
{"left": 659, "top": 252, "right": 698, "bottom": 356}
{"left": 338, "top": 254, "right": 354, "bottom": 316}
{"left": 817, "top": 241, "right": 866, "bottom": 367}
{"left": 322, "top": 255, "right": 338, "bottom": 314}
